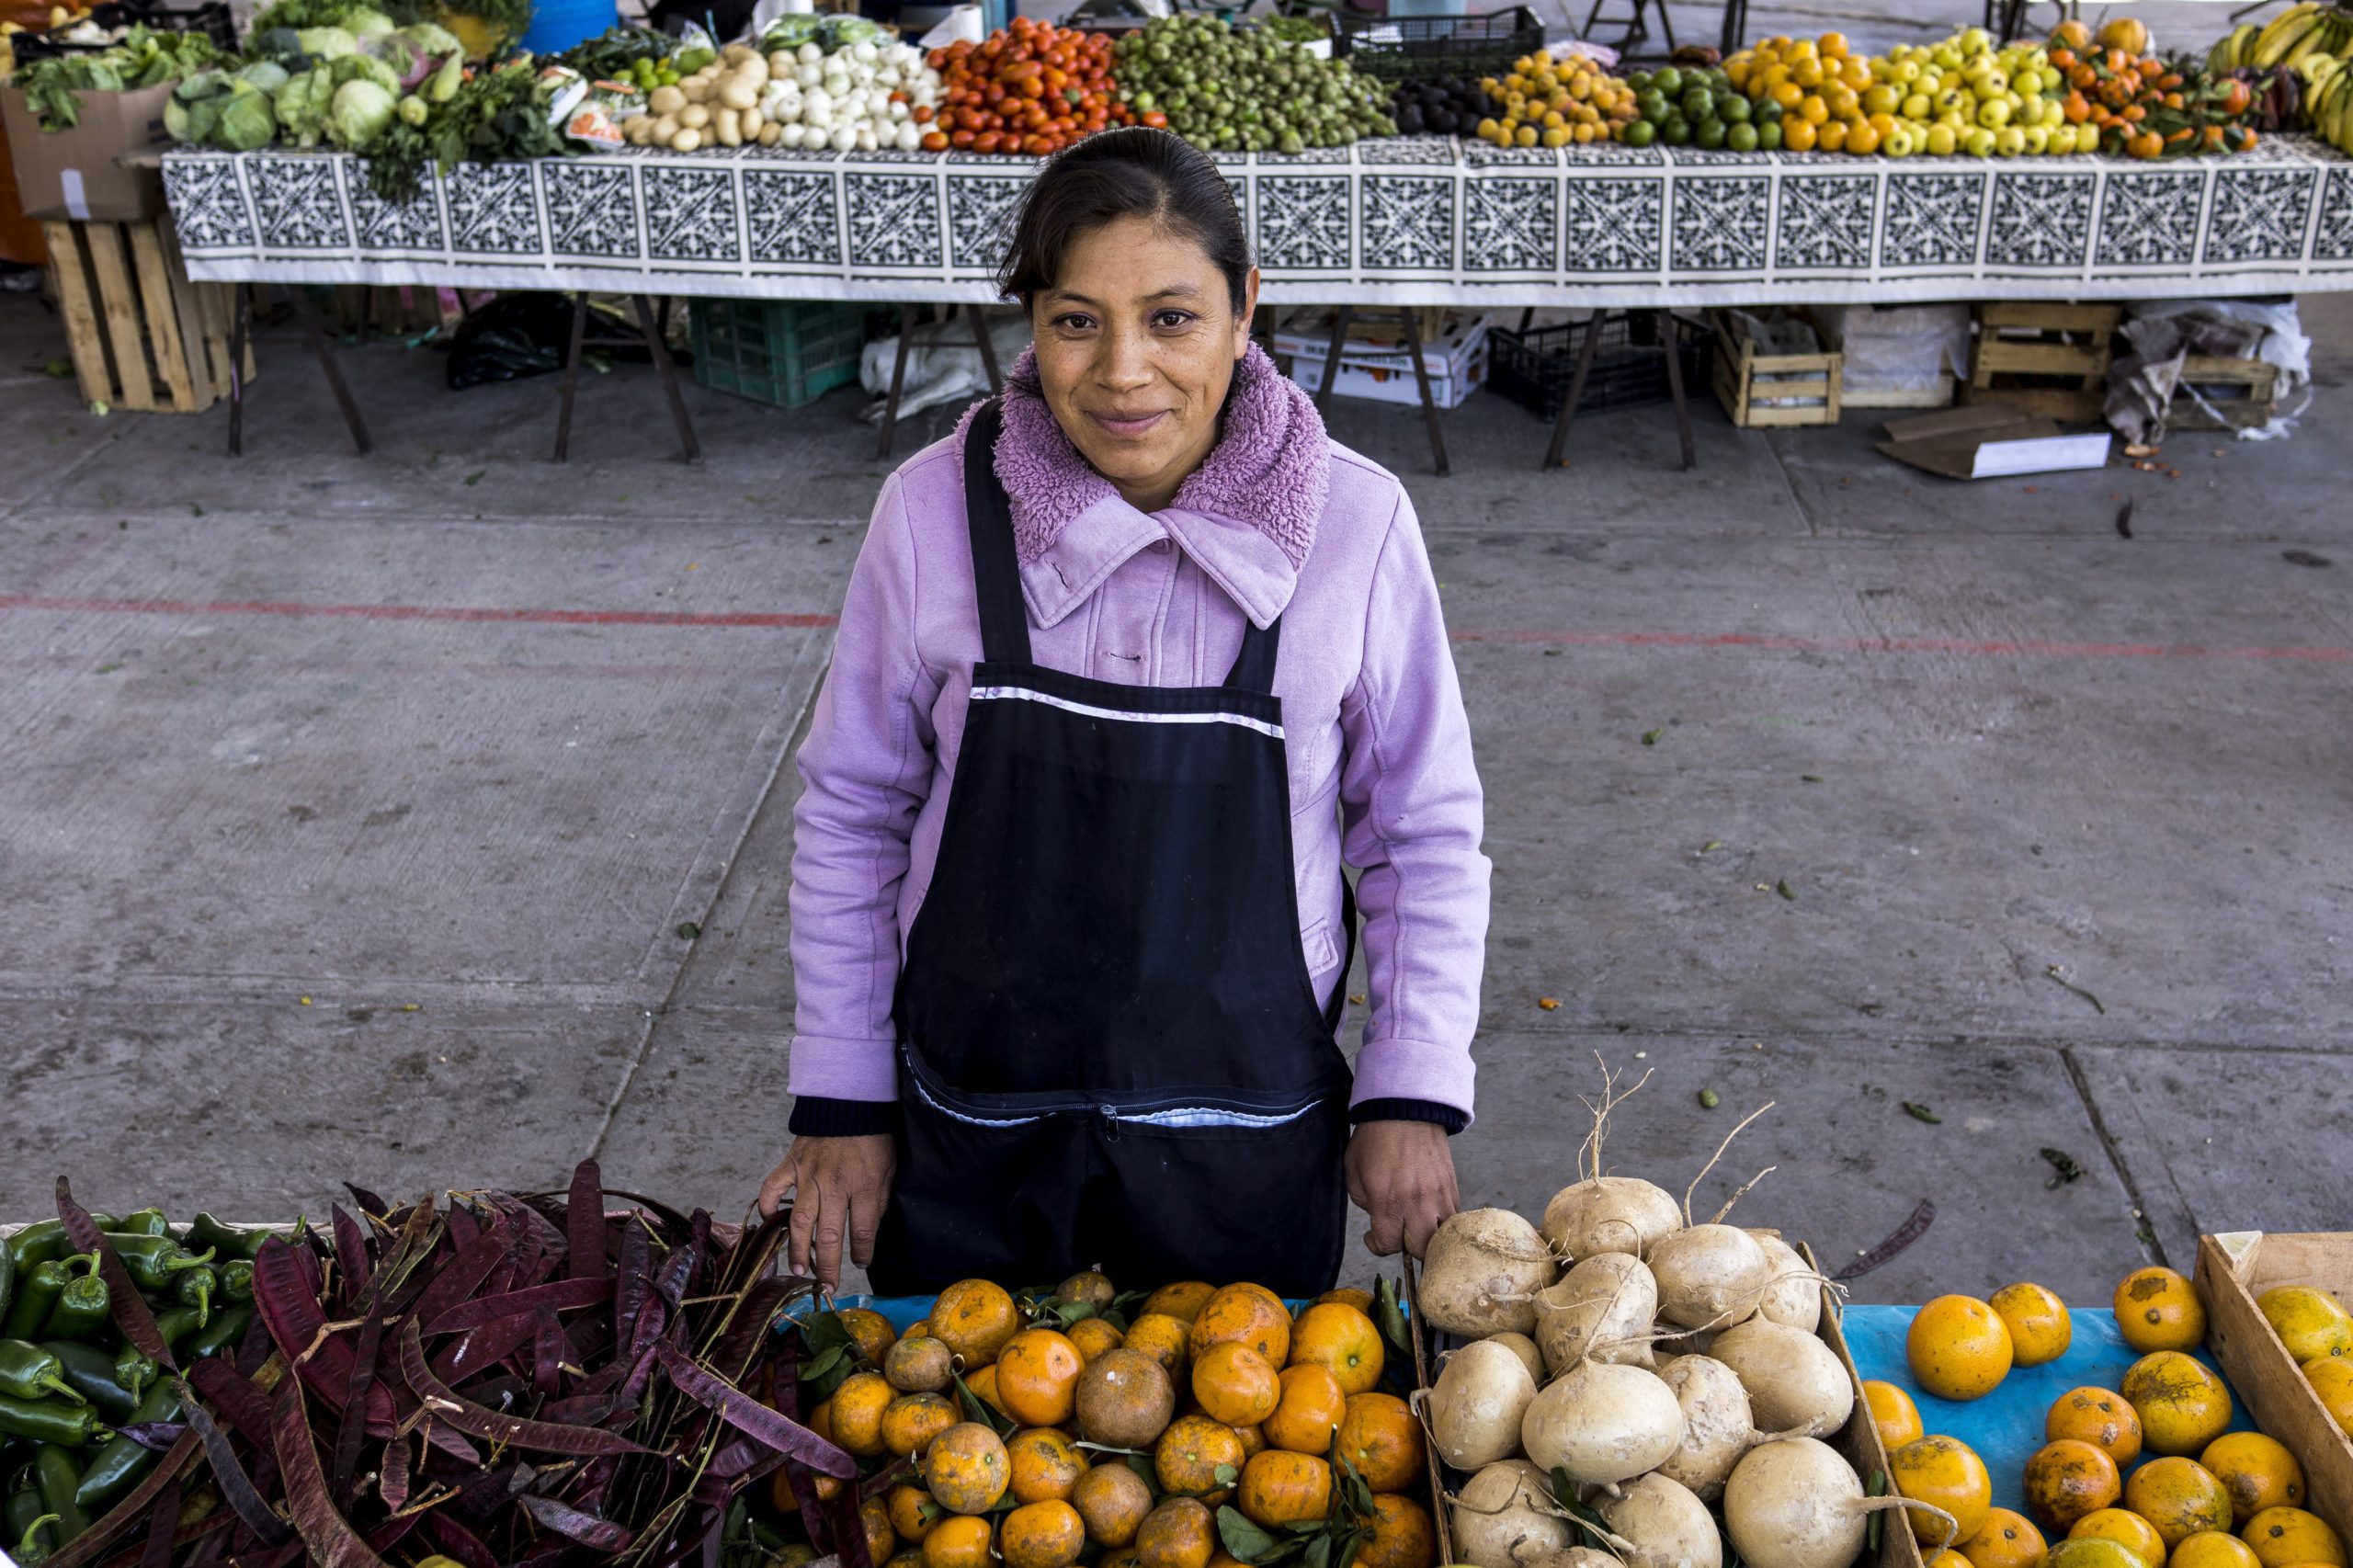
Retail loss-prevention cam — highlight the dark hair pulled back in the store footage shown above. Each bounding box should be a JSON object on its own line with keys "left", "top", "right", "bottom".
{"left": 997, "top": 128, "right": 1252, "bottom": 315}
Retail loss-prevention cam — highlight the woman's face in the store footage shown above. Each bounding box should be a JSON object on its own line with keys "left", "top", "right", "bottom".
{"left": 1030, "top": 213, "right": 1260, "bottom": 514}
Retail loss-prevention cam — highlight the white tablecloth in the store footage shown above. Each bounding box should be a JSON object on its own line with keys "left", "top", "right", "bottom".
{"left": 162, "top": 135, "right": 2353, "bottom": 307}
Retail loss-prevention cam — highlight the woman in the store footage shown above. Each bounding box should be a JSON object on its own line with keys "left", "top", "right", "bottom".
{"left": 759, "top": 129, "right": 1489, "bottom": 1297}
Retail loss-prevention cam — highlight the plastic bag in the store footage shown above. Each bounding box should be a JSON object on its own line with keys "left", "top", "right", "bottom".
{"left": 859, "top": 309, "right": 1031, "bottom": 424}
{"left": 2105, "top": 299, "right": 2310, "bottom": 444}
{"left": 446, "top": 292, "right": 575, "bottom": 389}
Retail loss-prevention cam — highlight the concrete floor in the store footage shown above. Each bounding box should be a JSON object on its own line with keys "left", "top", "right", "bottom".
{"left": 2, "top": 287, "right": 2347, "bottom": 1310}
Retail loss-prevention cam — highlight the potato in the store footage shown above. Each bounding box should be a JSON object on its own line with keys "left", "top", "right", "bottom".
{"left": 682, "top": 76, "right": 712, "bottom": 104}
{"left": 720, "top": 75, "right": 760, "bottom": 110}
{"left": 756, "top": 120, "right": 782, "bottom": 144}
{"left": 714, "top": 108, "right": 741, "bottom": 146}
{"left": 677, "top": 103, "right": 710, "bottom": 130}
{"left": 649, "top": 113, "right": 680, "bottom": 142}
{"left": 670, "top": 127, "right": 702, "bottom": 151}
{"left": 1421, "top": 1209, "right": 1558, "bottom": 1338}
{"left": 1430, "top": 1339, "right": 1538, "bottom": 1471}
{"left": 738, "top": 107, "right": 763, "bottom": 137}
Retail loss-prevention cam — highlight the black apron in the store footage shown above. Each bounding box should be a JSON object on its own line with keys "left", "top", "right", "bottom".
{"left": 865, "top": 401, "right": 1354, "bottom": 1300}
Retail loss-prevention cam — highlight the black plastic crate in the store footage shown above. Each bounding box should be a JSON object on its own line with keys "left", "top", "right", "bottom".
{"left": 1333, "top": 6, "right": 1541, "bottom": 82}
{"left": 8, "top": 0, "right": 237, "bottom": 61}
{"left": 1488, "top": 313, "right": 1711, "bottom": 420}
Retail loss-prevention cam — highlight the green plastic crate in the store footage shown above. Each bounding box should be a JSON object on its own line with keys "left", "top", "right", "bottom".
{"left": 688, "top": 299, "right": 868, "bottom": 408}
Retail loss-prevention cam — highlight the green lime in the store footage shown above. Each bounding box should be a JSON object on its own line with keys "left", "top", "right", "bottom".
{"left": 1755, "top": 96, "right": 1783, "bottom": 122}
{"left": 1696, "top": 115, "right": 1726, "bottom": 148}
{"left": 1622, "top": 117, "right": 1656, "bottom": 146}
{"left": 1726, "top": 119, "right": 1758, "bottom": 151}
{"left": 1652, "top": 65, "right": 1683, "bottom": 97}
{"left": 1756, "top": 119, "right": 1783, "bottom": 150}
{"left": 1722, "top": 94, "right": 1752, "bottom": 122}
{"left": 1661, "top": 113, "right": 1691, "bottom": 144}
{"left": 1637, "top": 89, "right": 1667, "bottom": 120}
{"left": 1681, "top": 86, "right": 1712, "bottom": 120}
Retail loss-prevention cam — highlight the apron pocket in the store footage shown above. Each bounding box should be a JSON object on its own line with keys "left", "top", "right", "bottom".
{"left": 868, "top": 1080, "right": 1093, "bottom": 1296}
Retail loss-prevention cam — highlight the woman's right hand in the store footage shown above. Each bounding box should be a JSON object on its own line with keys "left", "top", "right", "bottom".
{"left": 758, "top": 1135, "right": 897, "bottom": 1290}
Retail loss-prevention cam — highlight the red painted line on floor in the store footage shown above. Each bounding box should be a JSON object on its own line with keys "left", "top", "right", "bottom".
{"left": 1449, "top": 628, "right": 2353, "bottom": 662}
{"left": 0, "top": 593, "right": 839, "bottom": 630}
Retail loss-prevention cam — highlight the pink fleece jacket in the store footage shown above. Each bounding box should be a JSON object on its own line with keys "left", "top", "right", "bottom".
{"left": 786, "top": 344, "right": 1491, "bottom": 1121}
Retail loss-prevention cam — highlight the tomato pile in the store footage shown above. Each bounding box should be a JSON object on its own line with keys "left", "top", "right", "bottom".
{"left": 927, "top": 17, "right": 1131, "bottom": 155}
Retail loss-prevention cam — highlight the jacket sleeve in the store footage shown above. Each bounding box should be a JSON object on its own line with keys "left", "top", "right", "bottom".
{"left": 787, "top": 472, "right": 938, "bottom": 1105}
{"left": 1336, "top": 483, "right": 1490, "bottom": 1126}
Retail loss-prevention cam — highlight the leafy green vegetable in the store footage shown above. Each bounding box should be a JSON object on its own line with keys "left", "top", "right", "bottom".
{"left": 363, "top": 57, "right": 568, "bottom": 205}
{"left": 13, "top": 27, "right": 221, "bottom": 130}
{"left": 247, "top": 0, "right": 430, "bottom": 39}
{"left": 329, "top": 76, "right": 397, "bottom": 146}
{"left": 296, "top": 26, "right": 358, "bottom": 59}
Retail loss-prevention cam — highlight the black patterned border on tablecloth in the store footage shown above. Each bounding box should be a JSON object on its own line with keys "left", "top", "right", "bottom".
{"left": 248, "top": 153, "right": 351, "bottom": 252}
{"left": 161, "top": 154, "right": 256, "bottom": 254}
{"left": 1986, "top": 170, "right": 2095, "bottom": 271}
{"left": 540, "top": 162, "right": 639, "bottom": 262}
{"left": 2097, "top": 168, "right": 2203, "bottom": 268}
{"left": 2320, "top": 167, "right": 2353, "bottom": 261}
{"left": 2202, "top": 166, "right": 2318, "bottom": 266}
{"left": 845, "top": 171, "right": 942, "bottom": 270}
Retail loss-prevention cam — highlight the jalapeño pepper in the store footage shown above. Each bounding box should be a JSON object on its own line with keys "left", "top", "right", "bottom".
{"left": 36, "top": 1346, "right": 134, "bottom": 1423}
{"left": 219, "top": 1259, "right": 254, "bottom": 1304}
{"left": 170, "top": 1264, "right": 216, "bottom": 1327}
{"left": 184, "top": 1215, "right": 267, "bottom": 1263}
{"left": 1, "top": 1261, "right": 86, "bottom": 1344}
{"left": 73, "top": 1381, "right": 178, "bottom": 1511}
{"left": 113, "top": 1210, "right": 169, "bottom": 1240}
{"left": 6, "top": 1476, "right": 59, "bottom": 1567}
{"left": 0, "top": 1397, "right": 108, "bottom": 1449}
{"left": 38, "top": 1259, "right": 107, "bottom": 1343}
{"left": 188, "top": 1302, "right": 252, "bottom": 1362}
{"left": 110, "top": 1346, "right": 153, "bottom": 1407}
{"left": 0, "top": 1345, "right": 85, "bottom": 1409}
{"left": 31, "top": 1447, "right": 85, "bottom": 1546}
{"left": 2, "top": 1221, "right": 115, "bottom": 1276}
{"left": 93, "top": 1237, "right": 212, "bottom": 1293}
{"left": 151, "top": 1307, "right": 205, "bottom": 1355}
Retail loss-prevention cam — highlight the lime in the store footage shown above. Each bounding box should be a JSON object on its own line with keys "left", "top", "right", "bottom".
{"left": 1695, "top": 115, "right": 1727, "bottom": 148}
{"left": 1660, "top": 113, "right": 1691, "bottom": 144}
{"left": 1722, "top": 94, "right": 1752, "bottom": 121}
{"left": 1652, "top": 65, "right": 1684, "bottom": 96}
{"left": 1622, "top": 117, "right": 1656, "bottom": 146}
{"left": 1637, "top": 88, "right": 1667, "bottom": 119}
{"left": 1756, "top": 119, "right": 1783, "bottom": 149}
{"left": 1681, "top": 86, "right": 1712, "bottom": 120}
{"left": 1755, "top": 96, "right": 1783, "bottom": 122}
{"left": 1726, "top": 120, "right": 1758, "bottom": 152}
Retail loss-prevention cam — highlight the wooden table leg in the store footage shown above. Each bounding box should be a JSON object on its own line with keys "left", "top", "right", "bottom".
{"left": 227, "top": 285, "right": 248, "bottom": 459}
{"left": 1543, "top": 310, "right": 1607, "bottom": 471}
{"left": 877, "top": 302, "right": 917, "bottom": 461}
{"left": 288, "top": 281, "right": 370, "bottom": 455}
{"left": 1657, "top": 309, "right": 1695, "bottom": 472}
{"left": 552, "top": 292, "right": 589, "bottom": 462}
{"left": 971, "top": 304, "right": 1002, "bottom": 395}
{"left": 1314, "top": 304, "right": 1354, "bottom": 415}
{"left": 1398, "top": 306, "right": 1450, "bottom": 478}
{"left": 632, "top": 293, "right": 700, "bottom": 464}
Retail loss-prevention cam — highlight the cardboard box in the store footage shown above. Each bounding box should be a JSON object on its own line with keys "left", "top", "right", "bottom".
{"left": 1876, "top": 402, "right": 2112, "bottom": 481}
{"left": 2196, "top": 1232, "right": 2353, "bottom": 1539}
{"left": 2, "top": 80, "right": 175, "bottom": 222}
{"left": 1278, "top": 309, "right": 1493, "bottom": 410}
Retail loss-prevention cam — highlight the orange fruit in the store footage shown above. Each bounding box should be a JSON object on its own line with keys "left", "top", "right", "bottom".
{"left": 2258, "top": 1288, "right": 2352, "bottom": 1364}
{"left": 2242, "top": 1507, "right": 2347, "bottom": 1568}
{"left": 1068, "top": 1318, "right": 1126, "bottom": 1364}
{"left": 2022, "top": 1440, "right": 2121, "bottom": 1533}
{"left": 2177, "top": 1535, "right": 2264, "bottom": 1568}
{"left": 883, "top": 1392, "right": 961, "bottom": 1458}
{"left": 1334, "top": 1392, "right": 1424, "bottom": 1494}
{"left": 966, "top": 1364, "right": 1009, "bottom": 1420}
{"left": 2306, "top": 1357, "right": 2353, "bottom": 1436}
{"left": 1233, "top": 1424, "right": 1267, "bottom": 1460}
{"left": 1315, "top": 1288, "right": 1376, "bottom": 1315}
{"left": 1142, "top": 1283, "right": 1219, "bottom": 1324}
{"left": 926, "top": 1423, "right": 1013, "bottom": 1515}
{"left": 1136, "top": 1498, "right": 1216, "bottom": 1568}
{"left": 1001, "top": 1500, "right": 1086, "bottom": 1568}
{"left": 1355, "top": 1494, "right": 1438, "bottom": 1568}
{"left": 888, "top": 1483, "right": 940, "bottom": 1545}
{"left": 1961, "top": 1508, "right": 2048, "bottom": 1568}
{"left": 1263, "top": 1364, "right": 1347, "bottom": 1456}
{"left": 1193, "top": 1343, "right": 1280, "bottom": 1428}
{"left": 1076, "top": 1347, "right": 1177, "bottom": 1449}
{"left": 905, "top": 1317, "right": 932, "bottom": 1340}
{"left": 2203, "top": 1433, "right": 2306, "bottom": 1519}
{"left": 1289, "top": 1303, "right": 1385, "bottom": 1395}
{"left": 841, "top": 1307, "right": 901, "bottom": 1367}
{"left": 2071, "top": 1509, "right": 2169, "bottom": 1568}
{"left": 890, "top": 1551, "right": 926, "bottom": 1568}
{"left": 1055, "top": 1272, "right": 1117, "bottom": 1312}
{"left": 1908, "top": 1297, "right": 2016, "bottom": 1402}
{"left": 806, "top": 1399, "right": 836, "bottom": 1446}
{"left": 1928, "top": 1554, "right": 1972, "bottom": 1568}
{"left": 1125, "top": 1315, "right": 1192, "bottom": 1379}
{"left": 1189, "top": 1286, "right": 1291, "bottom": 1369}
{"left": 1993, "top": 1283, "right": 2074, "bottom": 1367}
{"left": 769, "top": 1469, "right": 847, "bottom": 1513}
{"left": 2125, "top": 1457, "right": 2234, "bottom": 1549}
{"left": 1009, "top": 1427, "right": 1090, "bottom": 1505}
{"left": 860, "top": 1495, "right": 899, "bottom": 1567}
{"left": 1892, "top": 1435, "right": 1994, "bottom": 1545}
{"left": 888, "top": 1336, "right": 958, "bottom": 1395}
{"left": 1866, "top": 1380, "right": 1925, "bottom": 1453}
{"left": 2047, "top": 1388, "right": 2143, "bottom": 1467}
{"left": 998, "top": 1329, "right": 1086, "bottom": 1429}
{"left": 1782, "top": 117, "right": 1818, "bottom": 152}
{"left": 1236, "top": 1451, "right": 1332, "bottom": 1529}
{"left": 834, "top": 1372, "right": 899, "bottom": 1459}
{"left": 2117, "top": 1267, "right": 2208, "bottom": 1354}
{"left": 1072, "top": 1463, "right": 1154, "bottom": 1549}
{"left": 933, "top": 1279, "right": 1023, "bottom": 1368}
{"left": 923, "top": 1516, "right": 995, "bottom": 1568}
{"left": 1155, "top": 1414, "right": 1247, "bottom": 1502}
{"left": 2124, "top": 1352, "right": 2234, "bottom": 1457}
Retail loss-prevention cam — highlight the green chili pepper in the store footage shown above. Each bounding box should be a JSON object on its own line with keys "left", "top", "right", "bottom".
{"left": 6, "top": 1478, "right": 59, "bottom": 1567}
{"left": 0, "top": 1398, "right": 108, "bottom": 1449}
{"left": 0, "top": 1345, "right": 85, "bottom": 1409}
{"left": 170, "top": 1264, "right": 216, "bottom": 1327}
{"left": 184, "top": 1215, "right": 267, "bottom": 1263}
{"left": 2, "top": 1221, "right": 115, "bottom": 1276}
{"left": 73, "top": 1380, "right": 178, "bottom": 1512}
{"left": 188, "top": 1302, "right": 252, "bottom": 1362}
{"left": 151, "top": 1307, "right": 205, "bottom": 1354}
{"left": 31, "top": 1447, "right": 85, "bottom": 1546}
{"left": 1, "top": 1262, "right": 86, "bottom": 1344}
{"left": 110, "top": 1346, "right": 153, "bottom": 1407}
{"left": 37, "top": 1346, "right": 134, "bottom": 1423}
{"left": 112, "top": 1210, "right": 169, "bottom": 1240}
{"left": 219, "top": 1259, "right": 254, "bottom": 1304}
{"left": 38, "top": 1260, "right": 108, "bottom": 1343}
{"left": 94, "top": 1236, "right": 212, "bottom": 1293}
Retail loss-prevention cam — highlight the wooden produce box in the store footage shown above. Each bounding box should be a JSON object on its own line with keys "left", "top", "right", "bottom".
{"left": 45, "top": 211, "right": 251, "bottom": 414}
{"left": 2196, "top": 1232, "right": 2353, "bottom": 1539}
{"left": 2167, "top": 354, "right": 2279, "bottom": 431}
{"left": 1962, "top": 302, "right": 2119, "bottom": 425}
{"left": 1847, "top": 369, "right": 1957, "bottom": 412}
{"left": 1711, "top": 312, "right": 1844, "bottom": 428}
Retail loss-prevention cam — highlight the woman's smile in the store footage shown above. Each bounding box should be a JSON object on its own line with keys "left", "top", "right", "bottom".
{"left": 1086, "top": 407, "right": 1171, "bottom": 437}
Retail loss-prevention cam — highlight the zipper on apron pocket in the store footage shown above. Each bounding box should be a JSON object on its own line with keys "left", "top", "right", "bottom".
{"left": 904, "top": 1050, "right": 1331, "bottom": 1133}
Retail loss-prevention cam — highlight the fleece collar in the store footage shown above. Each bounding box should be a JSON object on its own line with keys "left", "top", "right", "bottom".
{"left": 955, "top": 342, "right": 1331, "bottom": 630}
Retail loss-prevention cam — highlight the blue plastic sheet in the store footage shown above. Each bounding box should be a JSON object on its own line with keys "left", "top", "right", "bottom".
{"left": 1844, "top": 1305, "right": 2251, "bottom": 1512}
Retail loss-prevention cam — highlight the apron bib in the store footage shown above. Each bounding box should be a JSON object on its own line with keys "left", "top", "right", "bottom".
{"left": 865, "top": 400, "right": 1354, "bottom": 1298}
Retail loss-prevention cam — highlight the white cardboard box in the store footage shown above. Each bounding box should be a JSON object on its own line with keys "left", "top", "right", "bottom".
{"left": 1278, "top": 310, "right": 1494, "bottom": 409}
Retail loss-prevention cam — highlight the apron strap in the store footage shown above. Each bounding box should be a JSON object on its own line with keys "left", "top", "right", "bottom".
{"left": 1322, "top": 873, "right": 1358, "bottom": 1035}
{"left": 1224, "top": 614, "right": 1282, "bottom": 695}
{"left": 962, "top": 399, "right": 1034, "bottom": 667}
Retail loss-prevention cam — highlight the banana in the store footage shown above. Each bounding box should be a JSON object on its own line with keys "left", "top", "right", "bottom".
{"left": 2252, "top": 2, "right": 2317, "bottom": 62}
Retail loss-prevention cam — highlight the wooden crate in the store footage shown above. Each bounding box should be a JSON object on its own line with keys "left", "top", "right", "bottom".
{"left": 2196, "top": 1232, "right": 2353, "bottom": 1539}
{"left": 1963, "top": 301, "right": 2119, "bottom": 424}
{"left": 2168, "top": 354, "right": 2279, "bottom": 431}
{"left": 42, "top": 213, "right": 252, "bottom": 415}
{"left": 1846, "top": 369, "right": 1957, "bottom": 411}
{"left": 1712, "top": 312, "right": 1843, "bottom": 427}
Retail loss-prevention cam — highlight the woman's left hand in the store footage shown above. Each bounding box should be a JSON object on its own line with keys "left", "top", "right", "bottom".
{"left": 1344, "top": 1120, "right": 1460, "bottom": 1260}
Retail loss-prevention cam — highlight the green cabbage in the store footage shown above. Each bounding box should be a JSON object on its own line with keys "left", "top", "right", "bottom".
{"left": 327, "top": 76, "right": 397, "bottom": 148}
{"left": 295, "top": 25, "right": 358, "bottom": 58}
{"left": 217, "top": 81, "right": 280, "bottom": 149}
{"left": 331, "top": 51, "right": 402, "bottom": 95}
{"left": 402, "top": 22, "right": 461, "bottom": 60}
{"left": 275, "top": 65, "right": 336, "bottom": 145}
{"left": 238, "top": 59, "right": 291, "bottom": 92}
{"left": 345, "top": 6, "right": 395, "bottom": 35}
